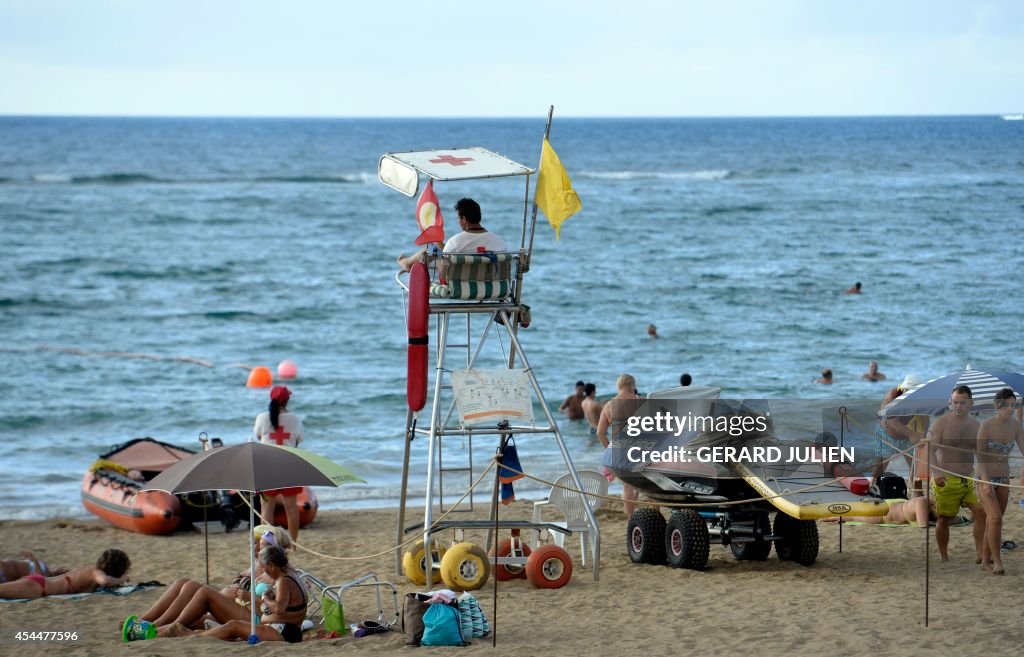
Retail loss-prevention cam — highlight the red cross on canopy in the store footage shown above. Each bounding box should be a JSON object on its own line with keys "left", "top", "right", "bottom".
{"left": 268, "top": 426, "right": 291, "bottom": 445}
{"left": 429, "top": 154, "right": 475, "bottom": 166}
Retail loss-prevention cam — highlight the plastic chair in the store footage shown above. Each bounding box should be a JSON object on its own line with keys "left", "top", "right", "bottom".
{"left": 531, "top": 470, "right": 607, "bottom": 566}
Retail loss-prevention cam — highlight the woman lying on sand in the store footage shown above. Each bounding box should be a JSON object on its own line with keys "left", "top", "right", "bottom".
{"left": 0, "top": 551, "right": 68, "bottom": 582}
{"left": 161, "top": 545, "right": 307, "bottom": 643}
{"left": 0, "top": 549, "right": 130, "bottom": 599}
{"left": 821, "top": 497, "right": 935, "bottom": 527}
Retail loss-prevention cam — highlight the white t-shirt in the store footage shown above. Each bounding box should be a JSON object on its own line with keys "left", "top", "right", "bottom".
{"left": 253, "top": 411, "right": 304, "bottom": 448}
{"left": 443, "top": 230, "right": 507, "bottom": 254}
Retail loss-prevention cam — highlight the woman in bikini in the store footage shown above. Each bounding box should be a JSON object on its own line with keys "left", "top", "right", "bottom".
{"left": 166, "top": 545, "right": 307, "bottom": 643}
{"left": 139, "top": 527, "right": 290, "bottom": 633}
{"left": 0, "top": 549, "right": 129, "bottom": 599}
{"left": 0, "top": 551, "right": 67, "bottom": 584}
{"left": 976, "top": 387, "right": 1024, "bottom": 575}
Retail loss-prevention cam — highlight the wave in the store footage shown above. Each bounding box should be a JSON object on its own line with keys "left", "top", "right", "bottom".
{"left": 254, "top": 174, "right": 369, "bottom": 184}
{"left": 704, "top": 204, "right": 769, "bottom": 216}
{"left": 26, "top": 172, "right": 375, "bottom": 185}
{"left": 577, "top": 169, "right": 732, "bottom": 181}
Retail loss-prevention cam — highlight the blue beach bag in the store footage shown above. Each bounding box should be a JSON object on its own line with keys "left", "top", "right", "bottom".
{"left": 420, "top": 602, "right": 465, "bottom": 646}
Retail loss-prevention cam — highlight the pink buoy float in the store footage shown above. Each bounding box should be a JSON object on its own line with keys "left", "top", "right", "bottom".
{"left": 277, "top": 360, "right": 298, "bottom": 379}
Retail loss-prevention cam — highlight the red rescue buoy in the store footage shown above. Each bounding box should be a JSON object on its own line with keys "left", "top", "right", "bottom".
{"left": 839, "top": 477, "right": 870, "bottom": 496}
{"left": 407, "top": 262, "right": 429, "bottom": 411}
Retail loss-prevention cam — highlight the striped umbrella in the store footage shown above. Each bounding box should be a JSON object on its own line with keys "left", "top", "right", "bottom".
{"left": 879, "top": 366, "right": 1024, "bottom": 418}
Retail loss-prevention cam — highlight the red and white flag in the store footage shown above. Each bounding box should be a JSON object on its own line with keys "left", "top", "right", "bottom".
{"left": 414, "top": 180, "right": 445, "bottom": 245}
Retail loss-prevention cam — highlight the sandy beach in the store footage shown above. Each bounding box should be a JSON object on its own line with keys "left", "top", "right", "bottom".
{"left": 2, "top": 500, "right": 1023, "bottom": 656}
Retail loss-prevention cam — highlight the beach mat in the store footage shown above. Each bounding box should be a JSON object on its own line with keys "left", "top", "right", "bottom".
{"left": 837, "top": 515, "right": 972, "bottom": 528}
{"left": 0, "top": 581, "right": 164, "bottom": 603}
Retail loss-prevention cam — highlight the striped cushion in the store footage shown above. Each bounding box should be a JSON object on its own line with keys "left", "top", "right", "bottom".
{"left": 437, "top": 252, "right": 514, "bottom": 300}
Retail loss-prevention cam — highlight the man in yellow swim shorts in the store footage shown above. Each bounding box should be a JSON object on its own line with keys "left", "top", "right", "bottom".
{"left": 928, "top": 385, "right": 987, "bottom": 562}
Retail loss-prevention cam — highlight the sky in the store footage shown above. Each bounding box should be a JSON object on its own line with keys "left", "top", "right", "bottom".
{"left": 1, "top": 0, "right": 1022, "bottom": 118}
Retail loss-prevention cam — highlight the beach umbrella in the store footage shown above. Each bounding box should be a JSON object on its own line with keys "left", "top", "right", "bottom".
{"left": 879, "top": 366, "right": 1024, "bottom": 418}
{"left": 142, "top": 441, "right": 364, "bottom": 644}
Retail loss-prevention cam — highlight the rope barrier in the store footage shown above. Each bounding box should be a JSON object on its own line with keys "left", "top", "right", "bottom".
{"left": 495, "top": 460, "right": 857, "bottom": 509}
{"left": 240, "top": 459, "right": 499, "bottom": 562}
{"left": 848, "top": 413, "right": 1024, "bottom": 491}
{"left": 0, "top": 344, "right": 215, "bottom": 368}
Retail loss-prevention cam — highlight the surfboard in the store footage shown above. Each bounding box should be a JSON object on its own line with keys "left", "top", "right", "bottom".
{"left": 731, "top": 459, "right": 889, "bottom": 520}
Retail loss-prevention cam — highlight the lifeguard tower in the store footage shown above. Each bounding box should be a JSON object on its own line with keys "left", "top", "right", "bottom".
{"left": 381, "top": 144, "right": 601, "bottom": 583}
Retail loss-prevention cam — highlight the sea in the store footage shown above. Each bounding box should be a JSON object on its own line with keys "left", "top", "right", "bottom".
{"left": 2, "top": 115, "right": 1023, "bottom": 520}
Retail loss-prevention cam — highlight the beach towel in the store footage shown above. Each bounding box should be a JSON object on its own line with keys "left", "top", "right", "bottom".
{"left": 498, "top": 441, "right": 524, "bottom": 505}
{"left": 0, "top": 581, "right": 164, "bottom": 603}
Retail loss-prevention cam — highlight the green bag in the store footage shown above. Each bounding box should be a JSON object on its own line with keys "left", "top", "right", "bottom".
{"left": 323, "top": 598, "right": 348, "bottom": 635}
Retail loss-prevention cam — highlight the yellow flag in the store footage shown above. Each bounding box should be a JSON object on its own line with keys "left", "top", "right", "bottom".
{"left": 535, "top": 138, "right": 581, "bottom": 239}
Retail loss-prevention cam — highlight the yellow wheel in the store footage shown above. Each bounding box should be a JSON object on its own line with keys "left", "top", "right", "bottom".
{"left": 402, "top": 539, "right": 447, "bottom": 586}
{"left": 439, "top": 542, "right": 490, "bottom": 591}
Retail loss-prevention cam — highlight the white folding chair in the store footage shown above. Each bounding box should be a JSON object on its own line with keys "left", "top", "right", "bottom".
{"left": 297, "top": 570, "right": 399, "bottom": 630}
{"left": 531, "top": 470, "right": 607, "bottom": 566}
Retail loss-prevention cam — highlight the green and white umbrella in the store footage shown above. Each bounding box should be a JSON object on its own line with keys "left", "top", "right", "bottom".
{"left": 143, "top": 441, "right": 364, "bottom": 643}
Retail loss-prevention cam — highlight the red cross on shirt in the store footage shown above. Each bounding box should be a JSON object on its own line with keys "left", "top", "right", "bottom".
{"left": 268, "top": 427, "right": 291, "bottom": 445}
{"left": 429, "top": 154, "right": 474, "bottom": 166}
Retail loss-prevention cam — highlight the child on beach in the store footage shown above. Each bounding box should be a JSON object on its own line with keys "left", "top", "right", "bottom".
{"left": 0, "top": 549, "right": 130, "bottom": 599}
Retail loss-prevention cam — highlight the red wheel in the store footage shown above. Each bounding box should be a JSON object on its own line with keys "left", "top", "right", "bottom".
{"left": 525, "top": 544, "right": 573, "bottom": 589}
{"left": 489, "top": 537, "right": 532, "bottom": 581}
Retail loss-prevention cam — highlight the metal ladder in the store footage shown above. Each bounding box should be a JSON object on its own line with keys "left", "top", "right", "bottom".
{"left": 436, "top": 312, "right": 474, "bottom": 513}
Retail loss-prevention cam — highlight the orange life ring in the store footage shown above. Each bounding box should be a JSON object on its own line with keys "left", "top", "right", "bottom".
{"left": 407, "top": 262, "right": 429, "bottom": 411}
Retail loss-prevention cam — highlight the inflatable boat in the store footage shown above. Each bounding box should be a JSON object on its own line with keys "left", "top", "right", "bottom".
{"left": 81, "top": 437, "right": 318, "bottom": 534}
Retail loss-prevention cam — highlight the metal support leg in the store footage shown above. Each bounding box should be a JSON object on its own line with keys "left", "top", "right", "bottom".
{"left": 395, "top": 407, "right": 414, "bottom": 576}
{"left": 498, "top": 312, "right": 601, "bottom": 580}
{"left": 421, "top": 313, "right": 451, "bottom": 578}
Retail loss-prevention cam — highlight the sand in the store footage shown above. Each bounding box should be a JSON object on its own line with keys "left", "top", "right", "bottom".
{"left": 2, "top": 500, "right": 1023, "bottom": 656}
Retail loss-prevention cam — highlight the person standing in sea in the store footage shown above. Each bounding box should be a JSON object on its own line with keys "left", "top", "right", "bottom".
{"left": 581, "top": 383, "right": 603, "bottom": 435}
{"left": 559, "top": 381, "right": 585, "bottom": 420}
{"left": 253, "top": 386, "right": 304, "bottom": 542}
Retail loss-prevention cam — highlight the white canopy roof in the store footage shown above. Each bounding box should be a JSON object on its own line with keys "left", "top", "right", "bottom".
{"left": 379, "top": 147, "right": 534, "bottom": 197}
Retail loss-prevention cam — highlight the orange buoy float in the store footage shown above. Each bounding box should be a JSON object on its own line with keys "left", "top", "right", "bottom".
{"left": 277, "top": 360, "right": 298, "bottom": 379}
{"left": 407, "top": 262, "right": 429, "bottom": 411}
{"left": 247, "top": 366, "right": 273, "bottom": 387}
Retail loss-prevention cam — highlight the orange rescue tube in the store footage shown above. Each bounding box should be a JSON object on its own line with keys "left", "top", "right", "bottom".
{"left": 269, "top": 487, "right": 319, "bottom": 528}
{"left": 407, "top": 261, "right": 429, "bottom": 411}
{"left": 80, "top": 471, "right": 181, "bottom": 535}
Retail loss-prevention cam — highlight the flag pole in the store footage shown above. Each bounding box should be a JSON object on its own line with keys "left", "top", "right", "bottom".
{"left": 526, "top": 105, "right": 555, "bottom": 259}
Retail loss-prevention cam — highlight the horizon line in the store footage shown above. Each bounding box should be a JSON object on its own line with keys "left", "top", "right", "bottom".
{"left": 0, "top": 112, "right": 1015, "bottom": 121}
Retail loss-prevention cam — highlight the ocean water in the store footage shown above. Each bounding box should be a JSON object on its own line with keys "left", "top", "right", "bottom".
{"left": 2, "top": 115, "right": 1023, "bottom": 520}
